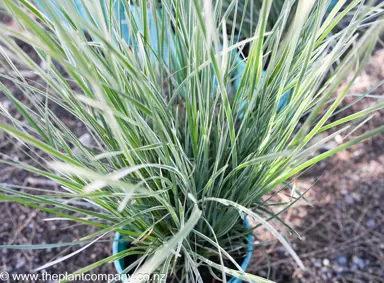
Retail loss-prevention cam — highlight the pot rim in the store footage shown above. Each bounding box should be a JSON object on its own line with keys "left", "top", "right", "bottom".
{"left": 112, "top": 218, "right": 254, "bottom": 283}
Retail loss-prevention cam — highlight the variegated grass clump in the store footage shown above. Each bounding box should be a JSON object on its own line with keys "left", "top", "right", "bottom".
{"left": 0, "top": 0, "right": 383, "bottom": 282}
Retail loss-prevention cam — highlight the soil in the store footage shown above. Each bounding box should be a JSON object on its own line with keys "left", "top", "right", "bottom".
{"left": 1, "top": 11, "right": 384, "bottom": 283}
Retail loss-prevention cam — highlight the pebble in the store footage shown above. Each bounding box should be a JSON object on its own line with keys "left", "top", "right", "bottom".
{"left": 366, "top": 219, "right": 375, "bottom": 228}
{"left": 336, "top": 256, "right": 347, "bottom": 266}
{"left": 1, "top": 100, "right": 12, "bottom": 110}
{"left": 335, "top": 135, "right": 343, "bottom": 144}
{"left": 352, "top": 255, "right": 366, "bottom": 269}
{"left": 351, "top": 192, "right": 361, "bottom": 202}
{"left": 344, "top": 195, "right": 354, "bottom": 205}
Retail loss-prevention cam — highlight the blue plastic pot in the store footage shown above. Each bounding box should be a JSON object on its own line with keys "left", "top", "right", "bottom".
{"left": 112, "top": 219, "right": 253, "bottom": 282}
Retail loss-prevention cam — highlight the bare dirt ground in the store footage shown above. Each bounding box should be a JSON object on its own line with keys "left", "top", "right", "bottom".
{"left": 1, "top": 12, "right": 383, "bottom": 283}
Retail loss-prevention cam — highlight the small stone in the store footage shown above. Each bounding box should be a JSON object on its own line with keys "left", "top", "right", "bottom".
{"left": 352, "top": 256, "right": 366, "bottom": 269}
{"left": 323, "top": 258, "right": 330, "bottom": 266}
{"left": 351, "top": 192, "right": 361, "bottom": 202}
{"left": 1, "top": 100, "right": 12, "bottom": 110}
{"left": 345, "top": 195, "right": 354, "bottom": 205}
{"left": 366, "top": 219, "right": 375, "bottom": 228}
{"left": 336, "top": 256, "right": 347, "bottom": 266}
{"left": 79, "top": 133, "right": 92, "bottom": 146}
{"left": 335, "top": 134, "right": 343, "bottom": 144}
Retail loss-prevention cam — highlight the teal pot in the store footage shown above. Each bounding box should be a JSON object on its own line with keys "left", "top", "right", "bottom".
{"left": 112, "top": 219, "right": 253, "bottom": 283}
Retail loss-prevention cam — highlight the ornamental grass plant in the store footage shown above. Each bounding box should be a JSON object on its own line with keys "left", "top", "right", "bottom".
{"left": 0, "top": 0, "right": 383, "bottom": 282}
